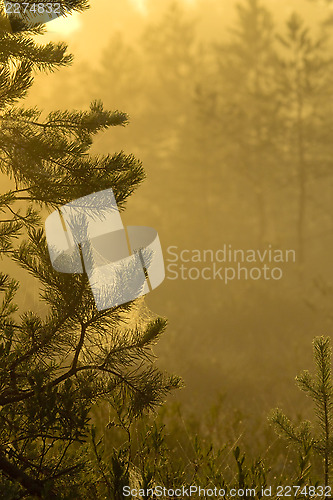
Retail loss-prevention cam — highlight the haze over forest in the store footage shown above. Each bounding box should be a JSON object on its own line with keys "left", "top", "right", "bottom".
{"left": 15, "top": 0, "right": 333, "bottom": 420}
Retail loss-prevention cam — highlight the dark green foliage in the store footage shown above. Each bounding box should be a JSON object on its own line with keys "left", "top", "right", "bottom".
{"left": 270, "top": 336, "right": 333, "bottom": 487}
{"left": 0, "top": 3, "right": 181, "bottom": 498}
{"left": 1, "top": 0, "right": 332, "bottom": 497}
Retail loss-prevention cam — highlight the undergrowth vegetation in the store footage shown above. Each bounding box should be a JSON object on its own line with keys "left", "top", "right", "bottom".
{"left": 87, "top": 336, "right": 333, "bottom": 499}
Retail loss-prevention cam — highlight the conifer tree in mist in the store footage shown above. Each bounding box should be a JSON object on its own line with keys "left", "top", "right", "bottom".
{"left": 0, "top": 3, "right": 181, "bottom": 498}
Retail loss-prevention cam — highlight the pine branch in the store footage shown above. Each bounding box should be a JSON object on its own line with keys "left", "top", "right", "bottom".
{"left": 270, "top": 336, "right": 333, "bottom": 487}
{"left": 0, "top": 450, "right": 53, "bottom": 499}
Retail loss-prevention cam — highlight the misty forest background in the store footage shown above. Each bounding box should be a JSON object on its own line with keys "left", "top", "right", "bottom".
{"left": 3, "top": 0, "right": 333, "bottom": 493}
{"left": 23, "top": 0, "right": 333, "bottom": 412}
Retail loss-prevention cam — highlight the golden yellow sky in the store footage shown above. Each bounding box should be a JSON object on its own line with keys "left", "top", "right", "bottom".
{"left": 42, "top": 0, "right": 325, "bottom": 65}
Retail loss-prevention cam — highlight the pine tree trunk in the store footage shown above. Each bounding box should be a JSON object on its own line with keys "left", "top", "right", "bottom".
{"left": 296, "top": 78, "right": 306, "bottom": 266}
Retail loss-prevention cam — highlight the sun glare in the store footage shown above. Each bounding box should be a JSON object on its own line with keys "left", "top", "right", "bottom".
{"left": 48, "top": 12, "right": 81, "bottom": 35}
{"left": 129, "top": 0, "right": 148, "bottom": 15}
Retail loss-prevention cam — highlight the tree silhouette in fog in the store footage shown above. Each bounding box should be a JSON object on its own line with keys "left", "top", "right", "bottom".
{"left": 274, "top": 13, "right": 333, "bottom": 263}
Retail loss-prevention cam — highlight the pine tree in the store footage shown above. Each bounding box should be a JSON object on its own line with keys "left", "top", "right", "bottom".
{"left": 195, "top": 0, "right": 279, "bottom": 245}
{"left": 270, "top": 336, "right": 333, "bottom": 488}
{"left": 139, "top": 2, "right": 199, "bottom": 166}
{"left": 274, "top": 13, "right": 333, "bottom": 264}
{"left": 0, "top": 4, "right": 181, "bottom": 498}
